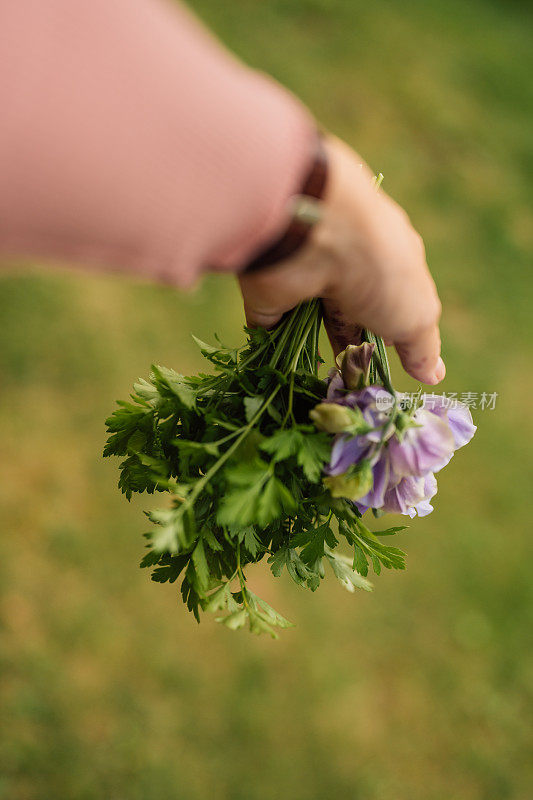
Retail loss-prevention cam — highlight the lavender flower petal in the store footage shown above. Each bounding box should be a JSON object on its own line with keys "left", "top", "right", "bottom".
{"left": 382, "top": 475, "right": 425, "bottom": 515}
{"left": 423, "top": 396, "right": 477, "bottom": 449}
{"left": 356, "top": 452, "right": 391, "bottom": 509}
{"left": 382, "top": 472, "right": 437, "bottom": 517}
{"left": 388, "top": 409, "right": 455, "bottom": 477}
{"left": 326, "top": 369, "right": 346, "bottom": 402}
{"left": 413, "top": 473, "right": 438, "bottom": 517}
{"left": 327, "top": 435, "right": 371, "bottom": 476}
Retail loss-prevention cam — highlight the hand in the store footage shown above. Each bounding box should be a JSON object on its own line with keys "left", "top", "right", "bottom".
{"left": 239, "top": 134, "right": 445, "bottom": 385}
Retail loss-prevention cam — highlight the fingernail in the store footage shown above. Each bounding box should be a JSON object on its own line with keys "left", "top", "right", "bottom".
{"left": 431, "top": 357, "right": 446, "bottom": 384}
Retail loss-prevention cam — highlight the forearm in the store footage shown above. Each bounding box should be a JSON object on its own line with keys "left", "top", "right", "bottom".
{"left": 0, "top": 0, "right": 316, "bottom": 282}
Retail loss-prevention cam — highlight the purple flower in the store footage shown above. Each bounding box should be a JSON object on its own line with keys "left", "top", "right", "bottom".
{"left": 316, "top": 377, "right": 476, "bottom": 518}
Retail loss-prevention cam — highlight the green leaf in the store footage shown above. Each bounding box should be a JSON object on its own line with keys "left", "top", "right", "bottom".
{"left": 127, "top": 429, "right": 147, "bottom": 454}
{"left": 326, "top": 551, "right": 373, "bottom": 593}
{"left": 133, "top": 378, "right": 160, "bottom": 403}
{"left": 252, "top": 594, "right": 294, "bottom": 629}
{"left": 266, "top": 404, "right": 283, "bottom": 424}
{"left": 268, "top": 546, "right": 290, "bottom": 578}
{"left": 150, "top": 554, "right": 189, "bottom": 584}
{"left": 296, "top": 433, "right": 331, "bottom": 482}
{"left": 374, "top": 526, "right": 408, "bottom": 536}
{"left": 260, "top": 429, "right": 301, "bottom": 461}
{"left": 296, "top": 522, "right": 337, "bottom": 566}
{"left": 326, "top": 552, "right": 373, "bottom": 592}
{"left": 191, "top": 334, "right": 237, "bottom": 365}
{"left": 202, "top": 526, "right": 223, "bottom": 552}
{"left": 260, "top": 429, "right": 331, "bottom": 482}
{"left": 148, "top": 506, "right": 192, "bottom": 553}
{"left": 354, "top": 519, "right": 407, "bottom": 572}
{"left": 151, "top": 365, "right": 196, "bottom": 409}
{"left": 103, "top": 403, "right": 153, "bottom": 459}
{"left": 216, "top": 476, "right": 266, "bottom": 528}
{"left": 248, "top": 610, "right": 277, "bottom": 638}
{"left": 268, "top": 546, "right": 320, "bottom": 591}
{"left": 191, "top": 334, "right": 219, "bottom": 355}
{"left": 243, "top": 395, "right": 264, "bottom": 422}
{"left": 171, "top": 439, "right": 220, "bottom": 457}
{"left": 203, "top": 583, "right": 231, "bottom": 613}
{"left": 257, "top": 476, "right": 296, "bottom": 526}
{"left": 217, "top": 468, "right": 294, "bottom": 529}
{"left": 181, "top": 574, "right": 201, "bottom": 622}
{"left": 216, "top": 609, "right": 248, "bottom": 630}
{"left": 242, "top": 527, "right": 262, "bottom": 557}
{"left": 353, "top": 544, "right": 369, "bottom": 577}
{"left": 192, "top": 538, "right": 210, "bottom": 591}
{"left": 139, "top": 550, "right": 161, "bottom": 569}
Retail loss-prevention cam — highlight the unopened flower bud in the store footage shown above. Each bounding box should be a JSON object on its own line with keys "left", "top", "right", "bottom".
{"left": 335, "top": 343, "right": 375, "bottom": 390}
{"left": 310, "top": 403, "right": 361, "bottom": 433}
{"left": 324, "top": 460, "right": 373, "bottom": 501}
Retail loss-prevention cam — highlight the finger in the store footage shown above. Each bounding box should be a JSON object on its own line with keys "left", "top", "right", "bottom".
{"left": 394, "top": 325, "right": 445, "bottom": 384}
{"left": 239, "top": 273, "right": 285, "bottom": 327}
{"left": 238, "top": 255, "right": 327, "bottom": 329}
{"left": 322, "top": 298, "right": 364, "bottom": 356}
{"left": 239, "top": 282, "right": 289, "bottom": 328}
{"left": 242, "top": 303, "right": 282, "bottom": 328}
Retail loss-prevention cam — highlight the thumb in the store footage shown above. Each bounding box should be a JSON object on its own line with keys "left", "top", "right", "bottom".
{"left": 239, "top": 274, "right": 285, "bottom": 328}
{"left": 238, "top": 256, "right": 327, "bottom": 329}
{"left": 394, "top": 325, "right": 446, "bottom": 385}
{"left": 242, "top": 303, "right": 283, "bottom": 329}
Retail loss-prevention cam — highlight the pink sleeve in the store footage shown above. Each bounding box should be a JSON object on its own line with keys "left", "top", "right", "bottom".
{"left": 0, "top": 0, "right": 316, "bottom": 284}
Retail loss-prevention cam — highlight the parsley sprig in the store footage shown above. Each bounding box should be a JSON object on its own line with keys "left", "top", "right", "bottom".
{"left": 104, "top": 301, "right": 407, "bottom": 637}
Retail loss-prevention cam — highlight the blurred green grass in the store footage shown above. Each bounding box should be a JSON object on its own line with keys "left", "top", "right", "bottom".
{"left": 1, "top": 1, "right": 532, "bottom": 798}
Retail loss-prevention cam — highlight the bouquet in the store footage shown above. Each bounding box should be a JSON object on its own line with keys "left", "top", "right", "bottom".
{"left": 104, "top": 300, "right": 475, "bottom": 637}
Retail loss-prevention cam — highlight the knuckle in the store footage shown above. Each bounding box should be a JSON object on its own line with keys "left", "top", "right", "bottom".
{"left": 419, "top": 306, "right": 440, "bottom": 333}
{"left": 397, "top": 302, "right": 441, "bottom": 343}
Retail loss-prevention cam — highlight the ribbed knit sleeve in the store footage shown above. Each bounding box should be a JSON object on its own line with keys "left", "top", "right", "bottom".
{"left": 0, "top": 0, "right": 316, "bottom": 284}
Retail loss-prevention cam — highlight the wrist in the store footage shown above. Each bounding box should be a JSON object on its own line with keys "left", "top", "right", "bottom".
{"left": 242, "top": 132, "right": 328, "bottom": 274}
